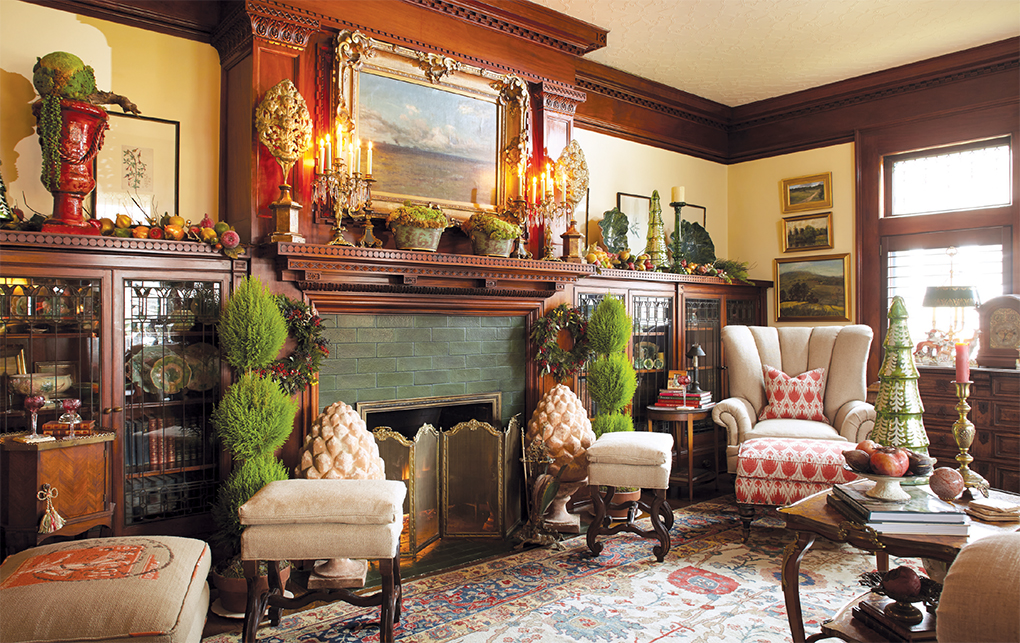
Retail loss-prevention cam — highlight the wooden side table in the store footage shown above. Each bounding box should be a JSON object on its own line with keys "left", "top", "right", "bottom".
{"left": 1, "top": 431, "right": 116, "bottom": 557}
{"left": 645, "top": 404, "right": 718, "bottom": 501}
{"left": 778, "top": 487, "right": 1020, "bottom": 643}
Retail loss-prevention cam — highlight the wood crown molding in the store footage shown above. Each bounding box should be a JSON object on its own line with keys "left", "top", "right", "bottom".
{"left": 534, "top": 81, "right": 587, "bottom": 116}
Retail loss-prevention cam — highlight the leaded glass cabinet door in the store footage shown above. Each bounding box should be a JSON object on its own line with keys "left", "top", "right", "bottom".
{"left": 121, "top": 279, "right": 222, "bottom": 527}
{"left": 0, "top": 274, "right": 104, "bottom": 434}
{"left": 632, "top": 295, "right": 672, "bottom": 432}
{"left": 684, "top": 298, "right": 721, "bottom": 400}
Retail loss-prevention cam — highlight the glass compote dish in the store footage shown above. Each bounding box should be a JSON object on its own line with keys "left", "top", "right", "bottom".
{"left": 24, "top": 395, "right": 46, "bottom": 439}
{"left": 59, "top": 398, "right": 82, "bottom": 438}
{"left": 676, "top": 374, "right": 691, "bottom": 407}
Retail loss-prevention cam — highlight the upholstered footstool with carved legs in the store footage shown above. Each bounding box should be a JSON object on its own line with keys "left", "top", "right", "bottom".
{"left": 238, "top": 478, "right": 406, "bottom": 643}
{"left": 586, "top": 431, "right": 675, "bottom": 562}
{"left": 734, "top": 437, "right": 859, "bottom": 541}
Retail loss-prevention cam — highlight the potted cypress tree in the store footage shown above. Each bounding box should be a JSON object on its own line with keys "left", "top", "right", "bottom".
{"left": 209, "top": 276, "right": 297, "bottom": 614}
{"left": 585, "top": 296, "right": 639, "bottom": 514}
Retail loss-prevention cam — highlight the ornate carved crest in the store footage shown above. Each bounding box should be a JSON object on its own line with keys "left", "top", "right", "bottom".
{"left": 555, "top": 140, "right": 589, "bottom": 211}
{"left": 415, "top": 52, "right": 462, "bottom": 84}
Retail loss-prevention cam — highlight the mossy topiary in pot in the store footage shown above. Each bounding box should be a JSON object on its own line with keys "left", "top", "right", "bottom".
{"left": 210, "top": 276, "right": 296, "bottom": 573}
{"left": 386, "top": 201, "right": 450, "bottom": 251}
{"left": 463, "top": 212, "right": 522, "bottom": 257}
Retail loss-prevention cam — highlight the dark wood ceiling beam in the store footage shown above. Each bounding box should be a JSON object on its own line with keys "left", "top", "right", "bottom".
{"left": 23, "top": 0, "right": 231, "bottom": 42}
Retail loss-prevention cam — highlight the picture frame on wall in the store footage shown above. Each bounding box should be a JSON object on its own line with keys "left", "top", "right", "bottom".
{"left": 617, "top": 192, "right": 651, "bottom": 255}
{"left": 782, "top": 211, "right": 833, "bottom": 252}
{"left": 774, "top": 253, "right": 850, "bottom": 322}
{"left": 780, "top": 172, "right": 832, "bottom": 214}
{"left": 93, "top": 113, "right": 180, "bottom": 225}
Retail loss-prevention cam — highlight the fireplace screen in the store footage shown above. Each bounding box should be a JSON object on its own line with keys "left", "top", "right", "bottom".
{"left": 360, "top": 394, "right": 522, "bottom": 557}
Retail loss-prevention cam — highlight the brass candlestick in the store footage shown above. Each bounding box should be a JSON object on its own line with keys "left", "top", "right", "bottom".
{"left": 952, "top": 381, "right": 990, "bottom": 497}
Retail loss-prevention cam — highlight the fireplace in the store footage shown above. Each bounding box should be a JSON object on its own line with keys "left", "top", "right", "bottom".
{"left": 358, "top": 393, "right": 522, "bottom": 557}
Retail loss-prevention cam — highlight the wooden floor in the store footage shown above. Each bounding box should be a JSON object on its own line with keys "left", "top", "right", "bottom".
{"left": 202, "top": 477, "right": 735, "bottom": 638}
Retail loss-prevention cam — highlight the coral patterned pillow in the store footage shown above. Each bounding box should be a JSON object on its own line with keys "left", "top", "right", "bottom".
{"left": 758, "top": 365, "right": 826, "bottom": 421}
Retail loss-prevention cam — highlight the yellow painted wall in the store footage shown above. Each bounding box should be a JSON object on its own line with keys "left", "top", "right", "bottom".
{"left": 0, "top": 2, "right": 220, "bottom": 222}
{"left": 573, "top": 129, "right": 729, "bottom": 259}
{"left": 727, "top": 144, "right": 857, "bottom": 325}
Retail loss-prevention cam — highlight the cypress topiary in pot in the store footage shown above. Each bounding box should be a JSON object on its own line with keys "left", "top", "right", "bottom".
{"left": 210, "top": 276, "right": 296, "bottom": 584}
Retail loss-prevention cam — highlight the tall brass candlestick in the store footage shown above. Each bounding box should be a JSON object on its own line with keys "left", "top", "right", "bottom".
{"left": 952, "top": 381, "right": 990, "bottom": 497}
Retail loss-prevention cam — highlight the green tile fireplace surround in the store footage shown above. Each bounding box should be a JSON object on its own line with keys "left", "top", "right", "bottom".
{"left": 317, "top": 313, "right": 526, "bottom": 428}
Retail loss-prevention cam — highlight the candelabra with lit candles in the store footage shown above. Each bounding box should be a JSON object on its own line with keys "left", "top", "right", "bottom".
{"left": 503, "top": 162, "right": 583, "bottom": 262}
{"left": 312, "top": 131, "right": 377, "bottom": 247}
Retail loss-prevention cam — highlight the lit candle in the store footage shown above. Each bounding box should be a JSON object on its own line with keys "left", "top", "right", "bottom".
{"left": 348, "top": 144, "right": 355, "bottom": 177}
{"left": 671, "top": 186, "right": 685, "bottom": 204}
{"left": 355, "top": 139, "right": 362, "bottom": 175}
{"left": 366, "top": 141, "right": 373, "bottom": 175}
{"left": 531, "top": 176, "right": 537, "bottom": 205}
{"left": 955, "top": 342, "right": 970, "bottom": 382}
{"left": 317, "top": 139, "right": 324, "bottom": 174}
{"left": 324, "top": 135, "right": 332, "bottom": 173}
{"left": 541, "top": 171, "right": 547, "bottom": 198}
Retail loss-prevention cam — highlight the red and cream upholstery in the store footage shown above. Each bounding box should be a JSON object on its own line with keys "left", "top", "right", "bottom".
{"left": 734, "top": 437, "right": 859, "bottom": 540}
{"left": 0, "top": 536, "right": 211, "bottom": 643}
{"left": 712, "top": 325, "right": 876, "bottom": 474}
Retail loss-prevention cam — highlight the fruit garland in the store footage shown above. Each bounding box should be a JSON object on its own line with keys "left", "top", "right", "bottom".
{"left": 530, "top": 303, "right": 591, "bottom": 382}
{"left": 256, "top": 295, "right": 329, "bottom": 395}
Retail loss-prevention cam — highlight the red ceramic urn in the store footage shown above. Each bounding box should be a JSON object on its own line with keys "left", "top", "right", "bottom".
{"left": 32, "top": 99, "right": 109, "bottom": 235}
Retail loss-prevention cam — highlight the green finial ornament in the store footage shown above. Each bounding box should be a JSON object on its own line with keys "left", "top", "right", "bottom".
{"left": 871, "top": 296, "right": 929, "bottom": 455}
{"left": 645, "top": 190, "right": 668, "bottom": 268}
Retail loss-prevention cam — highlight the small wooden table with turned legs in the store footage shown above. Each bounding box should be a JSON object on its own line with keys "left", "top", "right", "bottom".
{"left": 645, "top": 404, "right": 718, "bottom": 502}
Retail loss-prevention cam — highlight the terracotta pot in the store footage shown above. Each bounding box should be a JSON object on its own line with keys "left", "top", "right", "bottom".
{"left": 391, "top": 224, "right": 443, "bottom": 252}
{"left": 212, "top": 564, "right": 291, "bottom": 615}
{"left": 606, "top": 488, "right": 642, "bottom": 519}
{"left": 32, "top": 99, "right": 109, "bottom": 235}
{"left": 470, "top": 230, "right": 514, "bottom": 257}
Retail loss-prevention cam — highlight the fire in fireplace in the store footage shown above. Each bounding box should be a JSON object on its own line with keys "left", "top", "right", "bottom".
{"left": 358, "top": 393, "right": 523, "bottom": 557}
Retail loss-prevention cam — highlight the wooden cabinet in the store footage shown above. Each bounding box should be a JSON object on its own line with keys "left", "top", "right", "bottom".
{"left": 917, "top": 366, "right": 1020, "bottom": 493}
{"left": 0, "top": 431, "right": 115, "bottom": 556}
{"left": 0, "top": 232, "right": 246, "bottom": 548}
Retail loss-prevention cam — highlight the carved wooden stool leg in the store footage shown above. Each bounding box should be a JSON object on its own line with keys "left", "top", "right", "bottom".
{"left": 586, "top": 484, "right": 607, "bottom": 556}
{"left": 648, "top": 489, "right": 671, "bottom": 562}
{"left": 379, "top": 557, "right": 395, "bottom": 643}
{"left": 737, "top": 504, "right": 756, "bottom": 543}
{"left": 393, "top": 552, "right": 403, "bottom": 624}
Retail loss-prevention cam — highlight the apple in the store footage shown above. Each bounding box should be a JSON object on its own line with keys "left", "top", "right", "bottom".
{"left": 856, "top": 439, "right": 880, "bottom": 456}
{"left": 870, "top": 446, "right": 910, "bottom": 477}
{"left": 882, "top": 566, "right": 922, "bottom": 600}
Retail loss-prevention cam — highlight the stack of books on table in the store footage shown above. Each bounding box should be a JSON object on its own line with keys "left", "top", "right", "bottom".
{"left": 827, "top": 478, "right": 970, "bottom": 536}
{"left": 656, "top": 389, "right": 712, "bottom": 408}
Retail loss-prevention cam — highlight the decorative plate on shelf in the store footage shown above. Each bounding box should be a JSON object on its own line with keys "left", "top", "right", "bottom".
{"left": 127, "top": 346, "right": 178, "bottom": 394}
{"left": 184, "top": 342, "right": 220, "bottom": 392}
{"left": 150, "top": 354, "right": 192, "bottom": 395}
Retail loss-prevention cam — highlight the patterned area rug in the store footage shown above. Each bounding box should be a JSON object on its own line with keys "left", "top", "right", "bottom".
{"left": 203, "top": 496, "right": 902, "bottom": 642}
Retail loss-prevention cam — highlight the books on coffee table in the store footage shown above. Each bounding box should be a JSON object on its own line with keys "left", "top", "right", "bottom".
{"left": 852, "top": 593, "right": 937, "bottom": 642}
{"left": 827, "top": 494, "right": 971, "bottom": 536}
{"left": 832, "top": 479, "right": 967, "bottom": 523}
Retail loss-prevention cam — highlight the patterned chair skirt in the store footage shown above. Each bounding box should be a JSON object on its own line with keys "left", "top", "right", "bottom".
{"left": 734, "top": 437, "right": 859, "bottom": 541}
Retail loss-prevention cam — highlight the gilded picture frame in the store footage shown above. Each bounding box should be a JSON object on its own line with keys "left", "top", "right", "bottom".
{"left": 334, "top": 31, "right": 529, "bottom": 221}
{"left": 780, "top": 172, "right": 832, "bottom": 214}
{"left": 782, "top": 211, "right": 833, "bottom": 253}
{"left": 774, "top": 253, "right": 850, "bottom": 322}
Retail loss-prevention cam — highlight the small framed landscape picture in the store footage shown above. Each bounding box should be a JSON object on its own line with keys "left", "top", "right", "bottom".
{"left": 667, "top": 370, "right": 687, "bottom": 390}
{"left": 782, "top": 211, "right": 833, "bottom": 253}
{"left": 780, "top": 172, "right": 832, "bottom": 214}
{"left": 774, "top": 253, "right": 850, "bottom": 322}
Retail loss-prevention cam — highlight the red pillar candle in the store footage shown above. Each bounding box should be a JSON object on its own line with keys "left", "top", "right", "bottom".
{"left": 955, "top": 342, "right": 970, "bottom": 382}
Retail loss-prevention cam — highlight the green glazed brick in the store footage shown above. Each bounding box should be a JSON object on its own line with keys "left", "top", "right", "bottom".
{"left": 376, "top": 372, "right": 414, "bottom": 387}
{"left": 432, "top": 383, "right": 467, "bottom": 396}
{"left": 357, "top": 327, "right": 396, "bottom": 343}
{"left": 449, "top": 341, "right": 482, "bottom": 355}
{"left": 396, "top": 356, "right": 433, "bottom": 371}
{"left": 431, "top": 327, "right": 466, "bottom": 343}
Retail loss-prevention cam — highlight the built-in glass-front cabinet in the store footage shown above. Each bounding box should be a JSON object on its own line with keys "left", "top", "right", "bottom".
{"left": 0, "top": 235, "right": 244, "bottom": 544}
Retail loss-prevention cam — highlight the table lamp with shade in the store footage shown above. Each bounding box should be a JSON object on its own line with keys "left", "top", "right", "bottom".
{"left": 686, "top": 344, "right": 706, "bottom": 394}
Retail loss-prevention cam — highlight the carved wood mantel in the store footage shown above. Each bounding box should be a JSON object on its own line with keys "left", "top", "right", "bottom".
{"left": 270, "top": 242, "right": 594, "bottom": 305}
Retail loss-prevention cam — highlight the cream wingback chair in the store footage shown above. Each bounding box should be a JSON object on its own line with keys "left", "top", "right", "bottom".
{"left": 712, "top": 325, "right": 876, "bottom": 474}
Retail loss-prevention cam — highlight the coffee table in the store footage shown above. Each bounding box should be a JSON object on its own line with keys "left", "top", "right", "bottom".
{"left": 778, "top": 487, "right": 1020, "bottom": 643}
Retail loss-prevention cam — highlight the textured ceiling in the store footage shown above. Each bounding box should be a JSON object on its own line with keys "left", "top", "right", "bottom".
{"left": 528, "top": 0, "right": 1020, "bottom": 107}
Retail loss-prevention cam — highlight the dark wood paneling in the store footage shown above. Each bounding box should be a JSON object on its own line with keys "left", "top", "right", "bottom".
{"left": 24, "top": 0, "right": 231, "bottom": 42}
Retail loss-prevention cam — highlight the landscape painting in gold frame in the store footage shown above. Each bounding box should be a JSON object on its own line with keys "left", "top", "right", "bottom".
{"left": 782, "top": 211, "right": 833, "bottom": 253}
{"left": 780, "top": 172, "right": 832, "bottom": 214}
{"left": 774, "top": 253, "right": 850, "bottom": 322}
{"left": 334, "top": 31, "right": 529, "bottom": 222}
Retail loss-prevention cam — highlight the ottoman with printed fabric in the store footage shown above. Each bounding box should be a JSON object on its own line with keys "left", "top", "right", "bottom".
{"left": 735, "top": 437, "right": 858, "bottom": 541}
{"left": 0, "top": 535, "right": 211, "bottom": 643}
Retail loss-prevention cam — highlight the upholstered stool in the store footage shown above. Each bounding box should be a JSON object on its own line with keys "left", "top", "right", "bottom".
{"left": 0, "top": 536, "right": 211, "bottom": 643}
{"left": 238, "top": 478, "right": 406, "bottom": 643}
{"left": 735, "top": 437, "right": 858, "bottom": 541}
{"left": 586, "top": 431, "right": 675, "bottom": 562}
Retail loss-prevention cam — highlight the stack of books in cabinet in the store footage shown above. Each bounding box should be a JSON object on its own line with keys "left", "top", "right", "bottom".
{"left": 656, "top": 389, "right": 712, "bottom": 408}
{"left": 827, "top": 479, "right": 970, "bottom": 536}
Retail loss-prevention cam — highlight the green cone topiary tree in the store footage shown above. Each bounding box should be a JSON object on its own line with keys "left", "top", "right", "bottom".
{"left": 210, "top": 276, "right": 296, "bottom": 566}
{"left": 586, "top": 297, "right": 637, "bottom": 437}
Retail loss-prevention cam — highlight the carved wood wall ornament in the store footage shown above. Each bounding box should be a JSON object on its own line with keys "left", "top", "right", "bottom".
{"left": 415, "top": 52, "right": 462, "bottom": 84}
{"left": 247, "top": 0, "right": 320, "bottom": 50}
{"left": 555, "top": 140, "right": 588, "bottom": 212}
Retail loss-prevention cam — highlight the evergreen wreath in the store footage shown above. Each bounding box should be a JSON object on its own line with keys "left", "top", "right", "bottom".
{"left": 530, "top": 303, "right": 591, "bottom": 382}
{"left": 255, "top": 295, "right": 329, "bottom": 395}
